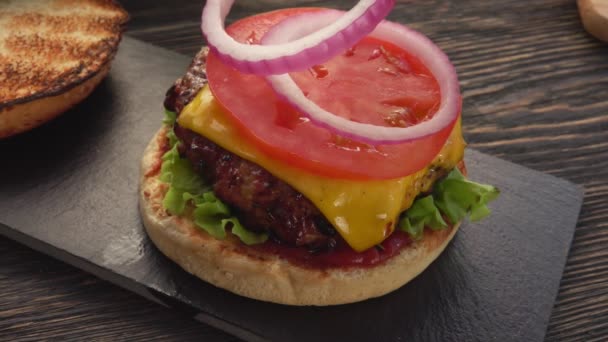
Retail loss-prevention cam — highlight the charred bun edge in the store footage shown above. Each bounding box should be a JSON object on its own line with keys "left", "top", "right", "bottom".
{"left": 0, "top": 65, "right": 110, "bottom": 138}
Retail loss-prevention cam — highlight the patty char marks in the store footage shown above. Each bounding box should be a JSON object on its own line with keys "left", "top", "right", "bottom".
{"left": 174, "top": 124, "right": 336, "bottom": 250}
{"left": 164, "top": 47, "right": 209, "bottom": 115}
{"left": 165, "top": 47, "right": 336, "bottom": 250}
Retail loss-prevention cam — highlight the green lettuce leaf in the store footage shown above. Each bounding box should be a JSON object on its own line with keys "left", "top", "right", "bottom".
{"left": 399, "top": 168, "right": 499, "bottom": 239}
{"left": 159, "top": 110, "right": 267, "bottom": 244}
{"left": 191, "top": 192, "right": 230, "bottom": 239}
{"left": 162, "top": 186, "right": 191, "bottom": 216}
{"left": 163, "top": 109, "right": 177, "bottom": 126}
{"left": 163, "top": 109, "right": 178, "bottom": 146}
{"left": 399, "top": 195, "right": 448, "bottom": 239}
{"left": 227, "top": 218, "right": 269, "bottom": 245}
{"left": 160, "top": 144, "right": 206, "bottom": 191}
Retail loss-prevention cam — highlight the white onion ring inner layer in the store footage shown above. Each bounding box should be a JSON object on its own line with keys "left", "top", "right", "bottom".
{"left": 201, "top": 0, "right": 395, "bottom": 75}
{"left": 263, "top": 10, "right": 461, "bottom": 144}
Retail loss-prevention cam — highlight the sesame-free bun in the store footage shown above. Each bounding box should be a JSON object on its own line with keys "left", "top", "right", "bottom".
{"left": 0, "top": 0, "right": 128, "bottom": 138}
{"left": 139, "top": 128, "right": 460, "bottom": 306}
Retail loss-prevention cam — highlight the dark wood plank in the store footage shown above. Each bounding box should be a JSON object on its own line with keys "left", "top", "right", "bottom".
{"left": 0, "top": 235, "right": 239, "bottom": 342}
{"left": 1, "top": 0, "right": 606, "bottom": 341}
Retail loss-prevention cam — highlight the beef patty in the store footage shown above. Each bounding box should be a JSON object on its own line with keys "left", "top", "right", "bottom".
{"left": 164, "top": 48, "right": 336, "bottom": 250}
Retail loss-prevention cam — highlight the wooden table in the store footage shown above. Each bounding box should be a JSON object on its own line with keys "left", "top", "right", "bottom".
{"left": 1, "top": 0, "right": 607, "bottom": 340}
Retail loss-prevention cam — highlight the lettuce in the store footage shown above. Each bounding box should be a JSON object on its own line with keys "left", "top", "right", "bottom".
{"left": 159, "top": 110, "right": 268, "bottom": 245}
{"left": 399, "top": 195, "right": 448, "bottom": 239}
{"left": 163, "top": 109, "right": 178, "bottom": 146}
{"left": 399, "top": 168, "right": 499, "bottom": 239}
{"left": 162, "top": 109, "right": 177, "bottom": 126}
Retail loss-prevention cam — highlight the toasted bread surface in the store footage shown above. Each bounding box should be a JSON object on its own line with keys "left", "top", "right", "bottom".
{"left": 0, "top": 0, "right": 128, "bottom": 106}
{"left": 0, "top": 0, "right": 128, "bottom": 137}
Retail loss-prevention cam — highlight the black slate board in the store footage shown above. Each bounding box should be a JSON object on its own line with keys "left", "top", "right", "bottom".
{"left": 0, "top": 37, "right": 583, "bottom": 342}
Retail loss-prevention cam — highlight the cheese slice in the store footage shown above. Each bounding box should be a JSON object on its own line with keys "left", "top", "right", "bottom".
{"left": 178, "top": 86, "right": 465, "bottom": 252}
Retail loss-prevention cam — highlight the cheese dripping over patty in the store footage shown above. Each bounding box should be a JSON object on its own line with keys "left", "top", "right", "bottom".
{"left": 178, "top": 85, "right": 465, "bottom": 252}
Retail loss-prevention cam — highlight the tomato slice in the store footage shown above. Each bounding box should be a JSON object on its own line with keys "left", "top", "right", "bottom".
{"left": 206, "top": 8, "right": 458, "bottom": 180}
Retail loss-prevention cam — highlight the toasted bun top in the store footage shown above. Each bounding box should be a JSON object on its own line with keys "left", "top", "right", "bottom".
{"left": 0, "top": 0, "right": 128, "bottom": 109}
{"left": 139, "top": 127, "right": 461, "bottom": 306}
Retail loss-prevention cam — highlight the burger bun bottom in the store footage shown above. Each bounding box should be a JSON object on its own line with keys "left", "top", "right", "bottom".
{"left": 139, "top": 127, "right": 460, "bottom": 306}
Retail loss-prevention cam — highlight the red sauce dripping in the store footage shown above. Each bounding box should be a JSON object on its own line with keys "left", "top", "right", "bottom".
{"left": 250, "top": 230, "right": 413, "bottom": 270}
{"left": 245, "top": 160, "right": 467, "bottom": 270}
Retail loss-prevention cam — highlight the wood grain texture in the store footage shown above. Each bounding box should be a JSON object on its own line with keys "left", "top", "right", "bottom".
{"left": 0, "top": 235, "right": 239, "bottom": 342}
{"left": 0, "top": 0, "right": 606, "bottom": 341}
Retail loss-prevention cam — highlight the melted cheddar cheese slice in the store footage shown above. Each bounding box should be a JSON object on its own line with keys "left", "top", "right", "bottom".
{"left": 178, "top": 86, "right": 465, "bottom": 252}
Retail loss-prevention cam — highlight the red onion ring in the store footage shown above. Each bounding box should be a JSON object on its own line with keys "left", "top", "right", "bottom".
{"left": 201, "top": 0, "right": 395, "bottom": 75}
{"left": 262, "top": 10, "right": 461, "bottom": 144}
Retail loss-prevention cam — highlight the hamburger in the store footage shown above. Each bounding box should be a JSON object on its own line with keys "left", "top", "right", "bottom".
{"left": 0, "top": 0, "right": 128, "bottom": 138}
{"left": 139, "top": 4, "right": 498, "bottom": 305}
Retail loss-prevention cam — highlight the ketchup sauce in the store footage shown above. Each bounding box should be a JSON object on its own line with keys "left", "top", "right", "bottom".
{"left": 250, "top": 230, "right": 413, "bottom": 269}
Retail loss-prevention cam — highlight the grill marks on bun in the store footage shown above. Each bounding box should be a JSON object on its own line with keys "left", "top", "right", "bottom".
{"left": 0, "top": 0, "right": 128, "bottom": 138}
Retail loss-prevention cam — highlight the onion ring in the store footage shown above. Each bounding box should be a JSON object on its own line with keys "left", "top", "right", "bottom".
{"left": 262, "top": 10, "right": 461, "bottom": 144}
{"left": 201, "top": 0, "right": 395, "bottom": 75}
